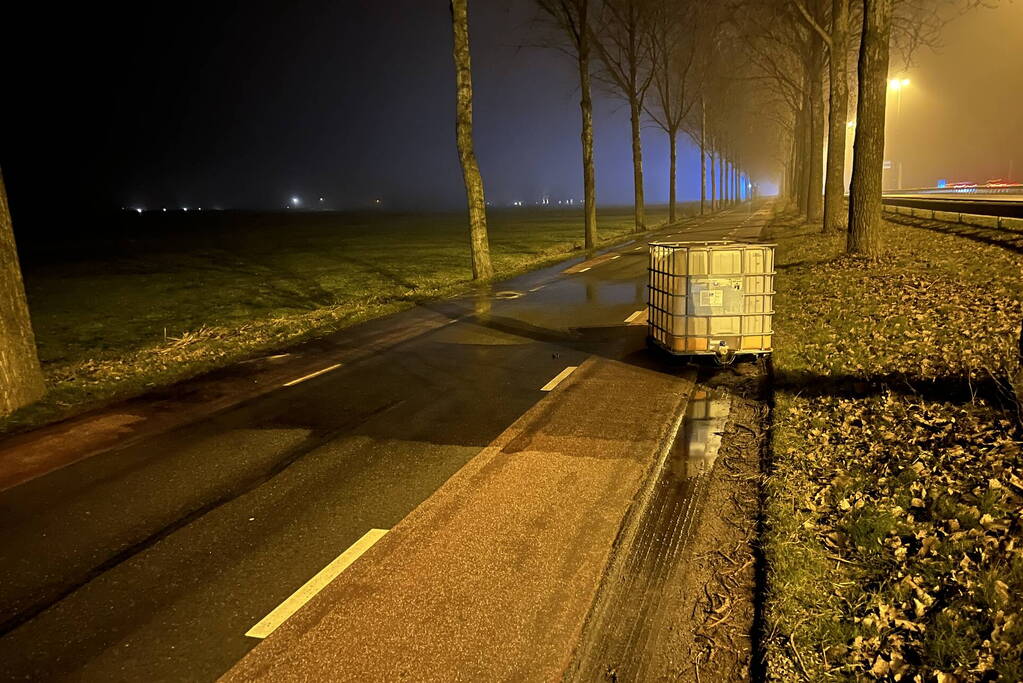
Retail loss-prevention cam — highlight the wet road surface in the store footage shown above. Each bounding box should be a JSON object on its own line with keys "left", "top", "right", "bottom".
{"left": 0, "top": 204, "right": 770, "bottom": 681}
{"left": 569, "top": 389, "right": 732, "bottom": 681}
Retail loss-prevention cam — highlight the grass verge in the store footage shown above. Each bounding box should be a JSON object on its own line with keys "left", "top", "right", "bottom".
{"left": 4, "top": 206, "right": 672, "bottom": 435}
{"left": 762, "top": 212, "right": 1023, "bottom": 680}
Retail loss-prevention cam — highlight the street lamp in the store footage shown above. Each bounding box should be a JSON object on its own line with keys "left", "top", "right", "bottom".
{"left": 887, "top": 77, "right": 911, "bottom": 189}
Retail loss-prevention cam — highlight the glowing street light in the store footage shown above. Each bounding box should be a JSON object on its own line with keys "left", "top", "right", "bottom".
{"left": 886, "top": 77, "right": 912, "bottom": 188}
{"left": 291, "top": 196, "right": 301, "bottom": 207}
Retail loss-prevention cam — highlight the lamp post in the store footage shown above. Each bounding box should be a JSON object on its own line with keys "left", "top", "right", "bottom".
{"left": 887, "top": 78, "right": 911, "bottom": 190}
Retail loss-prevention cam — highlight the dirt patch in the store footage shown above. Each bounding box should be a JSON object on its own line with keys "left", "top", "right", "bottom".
{"left": 653, "top": 393, "right": 769, "bottom": 682}
{"left": 565, "top": 359, "right": 770, "bottom": 682}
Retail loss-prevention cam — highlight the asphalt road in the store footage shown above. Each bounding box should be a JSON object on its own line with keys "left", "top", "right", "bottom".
{"left": 0, "top": 204, "right": 770, "bottom": 682}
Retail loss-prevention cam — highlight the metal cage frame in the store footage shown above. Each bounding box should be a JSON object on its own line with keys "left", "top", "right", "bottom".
{"left": 647, "top": 240, "right": 776, "bottom": 357}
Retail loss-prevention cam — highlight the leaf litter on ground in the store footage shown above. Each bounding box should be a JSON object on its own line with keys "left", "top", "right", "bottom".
{"left": 763, "top": 213, "right": 1023, "bottom": 681}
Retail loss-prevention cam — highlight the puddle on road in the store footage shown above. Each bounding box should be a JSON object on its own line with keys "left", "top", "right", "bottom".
{"left": 570, "top": 387, "right": 732, "bottom": 682}
{"left": 470, "top": 277, "right": 647, "bottom": 333}
{"left": 675, "top": 389, "right": 731, "bottom": 477}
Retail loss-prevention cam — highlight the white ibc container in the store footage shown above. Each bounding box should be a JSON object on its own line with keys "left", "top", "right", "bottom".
{"left": 647, "top": 240, "right": 775, "bottom": 356}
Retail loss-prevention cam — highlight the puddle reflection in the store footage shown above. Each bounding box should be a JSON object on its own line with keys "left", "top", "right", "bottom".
{"left": 675, "top": 389, "right": 730, "bottom": 479}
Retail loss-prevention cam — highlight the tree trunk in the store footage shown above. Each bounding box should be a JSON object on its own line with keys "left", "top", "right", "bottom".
{"left": 785, "top": 132, "right": 797, "bottom": 207}
{"left": 719, "top": 153, "right": 726, "bottom": 206}
{"left": 451, "top": 0, "right": 493, "bottom": 280}
{"left": 731, "top": 161, "right": 737, "bottom": 203}
{"left": 847, "top": 0, "right": 892, "bottom": 256}
{"left": 710, "top": 149, "right": 717, "bottom": 211}
{"left": 807, "top": 39, "right": 825, "bottom": 222}
{"left": 823, "top": 0, "right": 851, "bottom": 233}
{"left": 724, "top": 158, "right": 730, "bottom": 204}
{"left": 727, "top": 159, "right": 733, "bottom": 204}
{"left": 578, "top": 2, "right": 597, "bottom": 249}
{"left": 700, "top": 98, "right": 706, "bottom": 215}
{"left": 668, "top": 130, "right": 677, "bottom": 223}
{"left": 795, "top": 105, "right": 809, "bottom": 216}
{"left": 718, "top": 154, "right": 723, "bottom": 208}
{"left": 0, "top": 170, "right": 45, "bottom": 416}
{"left": 629, "top": 95, "right": 646, "bottom": 232}
{"left": 780, "top": 141, "right": 788, "bottom": 205}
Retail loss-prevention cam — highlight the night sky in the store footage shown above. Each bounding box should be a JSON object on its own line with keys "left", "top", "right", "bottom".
{"left": 2, "top": 0, "right": 1020, "bottom": 227}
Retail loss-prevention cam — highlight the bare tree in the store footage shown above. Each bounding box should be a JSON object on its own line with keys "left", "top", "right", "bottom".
{"left": 825, "top": 0, "right": 852, "bottom": 232}
{"left": 591, "top": 0, "right": 654, "bottom": 232}
{"left": 0, "top": 169, "right": 45, "bottom": 416}
{"left": 647, "top": 0, "right": 699, "bottom": 223}
{"left": 450, "top": 0, "right": 494, "bottom": 280}
{"left": 847, "top": 0, "right": 892, "bottom": 256}
{"left": 535, "top": 0, "right": 598, "bottom": 248}
{"left": 805, "top": 29, "right": 826, "bottom": 222}
{"left": 699, "top": 96, "right": 707, "bottom": 213}
{"left": 734, "top": 0, "right": 817, "bottom": 214}
{"left": 792, "top": 0, "right": 854, "bottom": 233}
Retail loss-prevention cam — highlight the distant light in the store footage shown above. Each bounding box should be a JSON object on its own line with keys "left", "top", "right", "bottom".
{"left": 162, "top": 208, "right": 167, "bottom": 212}
{"left": 136, "top": 208, "right": 143, "bottom": 214}
{"left": 319, "top": 197, "right": 324, "bottom": 202}
{"left": 375, "top": 198, "right": 381, "bottom": 204}
{"left": 197, "top": 207, "right": 202, "bottom": 211}
{"left": 183, "top": 207, "right": 188, "bottom": 212}
{"left": 291, "top": 196, "right": 300, "bottom": 206}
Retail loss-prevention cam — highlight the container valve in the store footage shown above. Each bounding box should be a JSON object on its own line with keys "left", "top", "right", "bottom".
{"left": 714, "top": 341, "right": 736, "bottom": 366}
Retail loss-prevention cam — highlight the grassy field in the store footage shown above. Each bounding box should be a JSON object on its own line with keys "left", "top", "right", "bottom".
{"left": 763, "top": 213, "right": 1023, "bottom": 680}
{"left": 5, "top": 205, "right": 676, "bottom": 434}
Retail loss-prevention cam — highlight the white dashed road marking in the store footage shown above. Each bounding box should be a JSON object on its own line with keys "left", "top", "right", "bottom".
{"left": 283, "top": 364, "right": 343, "bottom": 387}
{"left": 541, "top": 366, "right": 578, "bottom": 392}
{"left": 624, "top": 310, "right": 646, "bottom": 324}
{"left": 245, "top": 528, "right": 388, "bottom": 639}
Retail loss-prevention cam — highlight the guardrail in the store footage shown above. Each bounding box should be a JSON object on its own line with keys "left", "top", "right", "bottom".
{"left": 883, "top": 203, "right": 1023, "bottom": 227}
{"left": 881, "top": 191, "right": 1023, "bottom": 219}
{"left": 883, "top": 184, "right": 1023, "bottom": 196}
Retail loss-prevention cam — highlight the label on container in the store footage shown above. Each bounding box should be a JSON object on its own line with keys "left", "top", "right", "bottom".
{"left": 699, "top": 290, "right": 723, "bottom": 307}
{"left": 689, "top": 277, "right": 744, "bottom": 315}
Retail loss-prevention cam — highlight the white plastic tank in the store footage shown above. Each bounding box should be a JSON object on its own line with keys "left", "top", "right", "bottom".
{"left": 647, "top": 240, "right": 775, "bottom": 357}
